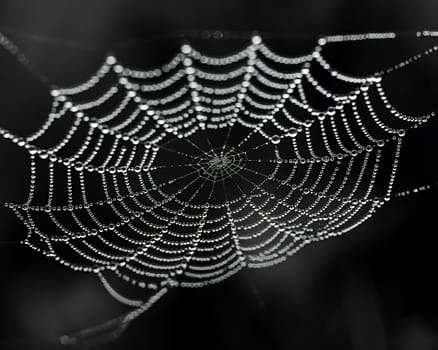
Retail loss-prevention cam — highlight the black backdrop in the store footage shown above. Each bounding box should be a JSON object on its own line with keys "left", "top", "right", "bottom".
{"left": 0, "top": 1, "right": 438, "bottom": 349}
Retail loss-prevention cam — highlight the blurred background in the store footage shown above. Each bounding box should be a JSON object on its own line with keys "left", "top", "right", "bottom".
{"left": 0, "top": 0, "right": 438, "bottom": 349}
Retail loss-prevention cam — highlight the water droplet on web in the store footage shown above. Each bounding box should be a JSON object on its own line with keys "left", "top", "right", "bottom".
{"left": 271, "top": 135, "right": 281, "bottom": 144}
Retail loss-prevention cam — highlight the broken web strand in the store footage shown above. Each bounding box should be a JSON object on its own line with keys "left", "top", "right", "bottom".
{"left": 0, "top": 31, "right": 438, "bottom": 345}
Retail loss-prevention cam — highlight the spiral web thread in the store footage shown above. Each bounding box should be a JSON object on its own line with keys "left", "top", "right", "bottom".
{"left": 1, "top": 31, "right": 438, "bottom": 342}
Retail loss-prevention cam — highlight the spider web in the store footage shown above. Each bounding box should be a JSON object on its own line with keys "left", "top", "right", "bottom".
{"left": 1, "top": 31, "right": 438, "bottom": 342}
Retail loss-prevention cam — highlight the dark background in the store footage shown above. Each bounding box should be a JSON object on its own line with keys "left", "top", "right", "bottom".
{"left": 0, "top": 1, "right": 438, "bottom": 349}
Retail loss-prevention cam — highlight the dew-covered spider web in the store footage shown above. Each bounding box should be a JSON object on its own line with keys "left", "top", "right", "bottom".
{"left": 1, "top": 30, "right": 438, "bottom": 343}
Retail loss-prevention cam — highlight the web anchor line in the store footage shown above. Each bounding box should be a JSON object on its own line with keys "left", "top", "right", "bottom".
{"left": 0, "top": 31, "right": 51, "bottom": 86}
{"left": 59, "top": 287, "right": 168, "bottom": 346}
{"left": 1, "top": 31, "right": 438, "bottom": 339}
